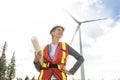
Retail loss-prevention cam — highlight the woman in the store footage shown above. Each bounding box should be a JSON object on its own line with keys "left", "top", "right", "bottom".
{"left": 33, "top": 25, "right": 84, "bottom": 80}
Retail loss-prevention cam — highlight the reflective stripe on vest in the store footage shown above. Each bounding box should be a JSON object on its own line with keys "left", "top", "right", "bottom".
{"left": 61, "top": 42, "right": 67, "bottom": 80}
{"left": 39, "top": 70, "right": 44, "bottom": 80}
{"left": 62, "top": 72, "right": 66, "bottom": 80}
{"left": 61, "top": 42, "right": 66, "bottom": 64}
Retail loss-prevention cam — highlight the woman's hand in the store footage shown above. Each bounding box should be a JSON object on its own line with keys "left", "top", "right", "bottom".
{"left": 34, "top": 51, "right": 42, "bottom": 62}
{"left": 60, "top": 64, "right": 72, "bottom": 75}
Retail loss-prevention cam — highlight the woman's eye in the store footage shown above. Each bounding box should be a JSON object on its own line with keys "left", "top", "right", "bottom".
{"left": 57, "top": 29, "right": 62, "bottom": 31}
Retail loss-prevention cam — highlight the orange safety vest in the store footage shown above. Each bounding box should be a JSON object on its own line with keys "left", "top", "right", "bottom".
{"left": 38, "top": 42, "right": 69, "bottom": 80}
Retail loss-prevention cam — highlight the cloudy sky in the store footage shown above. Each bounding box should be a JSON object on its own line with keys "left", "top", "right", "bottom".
{"left": 0, "top": 0, "right": 120, "bottom": 80}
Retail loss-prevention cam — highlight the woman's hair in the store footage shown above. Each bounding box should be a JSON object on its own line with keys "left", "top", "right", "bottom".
{"left": 49, "top": 25, "right": 64, "bottom": 34}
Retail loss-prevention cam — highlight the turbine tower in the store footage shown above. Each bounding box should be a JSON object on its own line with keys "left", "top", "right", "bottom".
{"left": 65, "top": 10, "right": 107, "bottom": 80}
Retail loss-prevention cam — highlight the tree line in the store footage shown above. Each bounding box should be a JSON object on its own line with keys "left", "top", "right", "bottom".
{"left": 0, "top": 42, "right": 36, "bottom": 80}
{"left": 0, "top": 41, "right": 15, "bottom": 80}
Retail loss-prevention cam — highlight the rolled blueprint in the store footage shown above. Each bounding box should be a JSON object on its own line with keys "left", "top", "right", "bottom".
{"left": 31, "top": 36, "right": 40, "bottom": 53}
{"left": 31, "top": 36, "right": 43, "bottom": 64}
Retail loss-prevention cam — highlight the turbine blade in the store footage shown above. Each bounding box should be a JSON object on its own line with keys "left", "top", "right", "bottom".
{"left": 70, "top": 24, "right": 81, "bottom": 45}
{"left": 64, "top": 10, "right": 79, "bottom": 23}
{"left": 81, "top": 18, "right": 107, "bottom": 23}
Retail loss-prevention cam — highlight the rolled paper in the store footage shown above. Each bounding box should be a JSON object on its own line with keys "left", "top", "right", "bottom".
{"left": 31, "top": 36, "right": 40, "bottom": 53}
{"left": 31, "top": 36, "right": 43, "bottom": 65}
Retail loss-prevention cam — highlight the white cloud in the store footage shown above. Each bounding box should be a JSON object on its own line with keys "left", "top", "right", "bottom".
{"left": 84, "top": 20, "right": 120, "bottom": 79}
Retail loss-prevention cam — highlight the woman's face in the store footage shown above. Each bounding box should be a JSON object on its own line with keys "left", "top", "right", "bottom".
{"left": 52, "top": 27, "right": 64, "bottom": 39}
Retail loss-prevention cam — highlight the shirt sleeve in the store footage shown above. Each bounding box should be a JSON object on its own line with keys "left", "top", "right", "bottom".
{"left": 68, "top": 44, "right": 84, "bottom": 75}
{"left": 33, "top": 61, "right": 42, "bottom": 72}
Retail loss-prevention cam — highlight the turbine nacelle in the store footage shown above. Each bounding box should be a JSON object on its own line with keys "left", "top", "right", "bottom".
{"left": 64, "top": 10, "right": 107, "bottom": 45}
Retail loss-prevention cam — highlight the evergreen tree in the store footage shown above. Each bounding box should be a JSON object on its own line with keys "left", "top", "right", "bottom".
{"left": 25, "top": 76, "right": 29, "bottom": 80}
{"left": 0, "top": 41, "right": 7, "bottom": 80}
{"left": 31, "top": 76, "right": 35, "bottom": 80}
{"left": 7, "top": 52, "right": 16, "bottom": 80}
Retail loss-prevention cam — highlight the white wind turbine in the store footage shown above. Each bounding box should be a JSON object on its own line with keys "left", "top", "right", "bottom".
{"left": 65, "top": 10, "right": 107, "bottom": 80}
